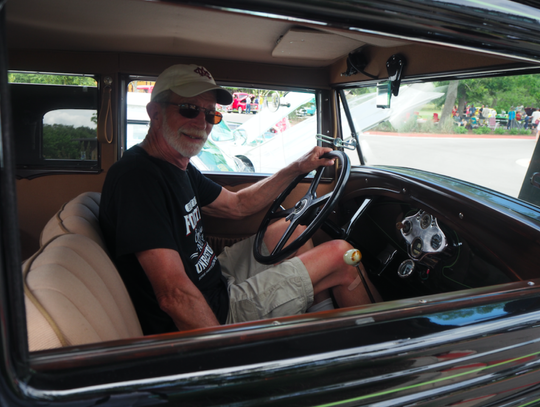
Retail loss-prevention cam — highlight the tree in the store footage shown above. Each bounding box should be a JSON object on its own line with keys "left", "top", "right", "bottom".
{"left": 458, "top": 75, "right": 540, "bottom": 112}
{"left": 440, "top": 80, "right": 459, "bottom": 124}
{"left": 43, "top": 124, "right": 97, "bottom": 160}
{"left": 8, "top": 73, "right": 97, "bottom": 87}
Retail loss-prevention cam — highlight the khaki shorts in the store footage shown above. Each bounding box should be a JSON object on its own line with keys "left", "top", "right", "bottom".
{"left": 218, "top": 235, "right": 314, "bottom": 324}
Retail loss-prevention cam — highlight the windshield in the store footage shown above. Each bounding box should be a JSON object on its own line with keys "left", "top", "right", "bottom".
{"left": 340, "top": 75, "right": 540, "bottom": 206}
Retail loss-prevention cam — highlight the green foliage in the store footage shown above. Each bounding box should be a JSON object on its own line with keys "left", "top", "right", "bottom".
{"left": 458, "top": 74, "right": 540, "bottom": 112}
{"left": 8, "top": 73, "right": 97, "bottom": 86}
{"left": 43, "top": 124, "right": 97, "bottom": 160}
{"left": 436, "top": 120, "right": 455, "bottom": 134}
{"left": 508, "top": 128, "right": 520, "bottom": 135}
{"left": 453, "top": 125, "right": 468, "bottom": 134}
{"left": 347, "top": 87, "right": 376, "bottom": 96}
{"left": 519, "top": 128, "right": 532, "bottom": 135}
{"left": 494, "top": 127, "right": 507, "bottom": 135}
{"left": 223, "top": 86, "right": 279, "bottom": 99}
{"left": 372, "top": 121, "right": 395, "bottom": 132}
{"left": 472, "top": 126, "right": 492, "bottom": 135}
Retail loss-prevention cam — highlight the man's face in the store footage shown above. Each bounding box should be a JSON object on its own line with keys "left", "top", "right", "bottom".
{"left": 161, "top": 92, "right": 216, "bottom": 158}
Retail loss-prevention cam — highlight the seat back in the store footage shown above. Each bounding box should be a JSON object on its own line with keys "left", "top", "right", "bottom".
{"left": 40, "top": 191, "right": 106, "bottom": 250}
{"left": 25, "top": 193, "right": 143, "bottom": 351}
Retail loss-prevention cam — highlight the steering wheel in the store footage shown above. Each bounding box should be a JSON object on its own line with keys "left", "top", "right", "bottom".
{"left": 253, "top": 151, "right": 350, "bottom": 265}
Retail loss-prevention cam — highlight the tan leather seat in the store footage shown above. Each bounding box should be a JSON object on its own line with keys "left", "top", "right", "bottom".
{"left": 40, "top": 191, "right": 105, "bottom": 250}
{"left": 25, "top": 193, "right": 143, "bottom": 351}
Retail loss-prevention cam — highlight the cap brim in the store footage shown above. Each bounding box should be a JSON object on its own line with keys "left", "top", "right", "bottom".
{"left": 170, "top": 82, "right": 233, "bottom": 105}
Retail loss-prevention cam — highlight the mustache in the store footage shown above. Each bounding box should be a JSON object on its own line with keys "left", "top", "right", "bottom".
{"left": 179, "top": 128, "right": 208, "bottom": 140}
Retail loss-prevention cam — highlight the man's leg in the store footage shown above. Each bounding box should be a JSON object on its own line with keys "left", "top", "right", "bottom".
{"left": 297, "top": 240, "right": 381, "bottom": 308}
{"left": 263, "top": 219, "right": 379, "bottom": 308}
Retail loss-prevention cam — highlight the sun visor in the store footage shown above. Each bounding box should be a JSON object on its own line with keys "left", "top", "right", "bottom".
{"left": 272, "top": 27, "right": 364, "bottom": 62}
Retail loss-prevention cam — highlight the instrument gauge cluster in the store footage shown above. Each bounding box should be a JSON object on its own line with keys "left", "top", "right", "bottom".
{"left": 397, "top": 210, "right": 447, "bottom": 260}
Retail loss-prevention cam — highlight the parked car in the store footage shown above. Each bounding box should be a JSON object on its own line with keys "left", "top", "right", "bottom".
{"left": 4, "top": 0, "right": 540, "bottom": 406}
{"left": 227, "top": 92, "right": 260, "bottom": 114}
{"left": 298, "top": 103, "right": 316, "bottom": 116}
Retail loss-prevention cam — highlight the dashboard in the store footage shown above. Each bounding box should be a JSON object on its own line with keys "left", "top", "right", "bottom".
{"left": 337, "top": 196, "right": 514, "bottom": 302}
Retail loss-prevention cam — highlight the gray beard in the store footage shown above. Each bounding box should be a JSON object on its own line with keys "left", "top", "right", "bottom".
{"left": 162, "top": 118, "right": 206, "bottom": 158}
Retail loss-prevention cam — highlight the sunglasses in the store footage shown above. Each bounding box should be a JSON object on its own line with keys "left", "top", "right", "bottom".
{"left": 165, "top": 102, "right": 223, "bottom": 125}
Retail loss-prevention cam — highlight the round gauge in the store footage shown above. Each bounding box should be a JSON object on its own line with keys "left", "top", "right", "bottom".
{"left": 398, "top": 259, "right": 415, "bottom": 278}
{"left": 402, "top": 220, "right": 412, "bottom": 234}
{"left": 420, "top": 213, "right": 432, "bottom": 229}
{"left": 411, "top": 237, "right": 423, "bottom": 258}
{"left": 431, "top": 234, "right": 443, "bottom": 250}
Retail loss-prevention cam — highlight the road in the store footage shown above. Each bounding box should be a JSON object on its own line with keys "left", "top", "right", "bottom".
{"left": 346, "top": 133, "right": 537, "bottom": 198}
{"left": 218, "top": 112, "right": 537, "bottom": 198}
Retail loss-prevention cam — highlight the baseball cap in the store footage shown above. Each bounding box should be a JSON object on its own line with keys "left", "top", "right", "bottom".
{"left": 151, "top": 64, "right": 233, "bottom": 105}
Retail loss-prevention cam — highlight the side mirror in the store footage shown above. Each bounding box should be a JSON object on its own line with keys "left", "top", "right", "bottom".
{"left": 266, "top": 91, "right": 281, "bottom": 112}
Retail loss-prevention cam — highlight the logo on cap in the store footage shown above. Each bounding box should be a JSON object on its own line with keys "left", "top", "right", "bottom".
{"left": 194, "top": 66, "right": 212, "bottom": 80}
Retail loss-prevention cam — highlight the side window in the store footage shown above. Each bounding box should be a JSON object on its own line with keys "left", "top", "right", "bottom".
{"left": 43, "top": 109, "right": 97, "bottom": 160}
{"left": 9, "top": 72, "right": 99, "bottom": 178}
{"left": 125, "top": 81, "right": 318, "bottom": 174}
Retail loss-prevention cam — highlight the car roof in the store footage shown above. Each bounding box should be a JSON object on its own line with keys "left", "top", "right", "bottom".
{"left": 6, "top": 0, "right": 540, "bottom": 87}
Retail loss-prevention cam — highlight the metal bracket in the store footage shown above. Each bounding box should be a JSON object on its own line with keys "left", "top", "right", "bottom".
{"left": 531, "top": 172, "right": 540, "bottom": 189}
{"left": 316, "top": 134, "right": 357, "bottom": 151}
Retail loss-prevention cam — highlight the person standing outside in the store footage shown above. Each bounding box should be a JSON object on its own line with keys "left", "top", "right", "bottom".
{"left": 531, "top": 108, "right": 540, "bottom": 139}
{"left": 246, "top": 94, "right": 251, "bottom": 114}
{"left": 507, "top": 107, "right": 516, "bottom": 129}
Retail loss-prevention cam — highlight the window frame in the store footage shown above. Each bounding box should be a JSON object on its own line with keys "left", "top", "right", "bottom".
{"left": 10, "top": 74, "right": 101, "bottom": 180}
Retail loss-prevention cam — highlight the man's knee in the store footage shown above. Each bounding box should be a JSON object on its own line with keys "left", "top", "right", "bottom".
{"left": 311, "top": 240, "right": 355, "bottom": 270}
{"left": 322, "top": 240, "right": 359, "bottom": 282}
{"left": 318, "top": 239, "right": 354, "bottom": 261}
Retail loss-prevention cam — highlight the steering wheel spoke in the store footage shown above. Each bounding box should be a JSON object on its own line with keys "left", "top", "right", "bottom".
{"left": 253, "top": 151, "right": 350, "bottom": 264}
{"left": 311, "top": 191, "right": 332, "bottom": 208}
{"left": 269, "top": 207, "right": 295, "bottom": 220}
{"left": 271, "top": 219, "right": 301, "bottom": 255}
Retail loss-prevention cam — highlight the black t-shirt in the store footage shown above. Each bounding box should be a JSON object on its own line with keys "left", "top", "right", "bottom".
{"left": 99, "top": 146, "right": 228, "bottom": 335}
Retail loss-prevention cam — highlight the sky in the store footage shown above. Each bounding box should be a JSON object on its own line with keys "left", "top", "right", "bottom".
{"left": 43, "top": 109, "right": 96, "bottom": 129}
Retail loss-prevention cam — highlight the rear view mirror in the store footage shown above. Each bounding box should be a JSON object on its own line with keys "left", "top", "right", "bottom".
{"left": 376, "top": 82, "right": 391, "bottom": 109}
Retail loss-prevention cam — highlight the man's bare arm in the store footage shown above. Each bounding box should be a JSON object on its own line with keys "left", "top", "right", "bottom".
{"left": 136, "top": 248, "right": 220, "bottom": 330}
{"left": 202, "top": 146, "right": 335, "bottom": 219}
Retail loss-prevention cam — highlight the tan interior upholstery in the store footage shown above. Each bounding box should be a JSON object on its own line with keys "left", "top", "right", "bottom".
{"left": 25, "top": 193, "right": 143, "bottom": 351}
{"left": 40, "top": 191, "right": 105, "bottom": 249}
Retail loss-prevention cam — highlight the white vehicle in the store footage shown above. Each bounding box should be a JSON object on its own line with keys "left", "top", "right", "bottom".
{"left": 126, "top": 92, "right": 249, "bottom": 172}
{"left": 213, "top": 91, "right": 317, "bottom": 172}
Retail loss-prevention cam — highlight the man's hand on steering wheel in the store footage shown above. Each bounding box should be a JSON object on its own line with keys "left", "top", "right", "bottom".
{"left": 294, "top": 146, "right": 336, "bottom": 175}
{"left": 254, "top": 149, "right": 350, "bottom": 265}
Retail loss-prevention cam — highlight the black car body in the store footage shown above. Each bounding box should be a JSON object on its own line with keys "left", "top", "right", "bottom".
{"left": 2, "top": 0, "right": 540, "bottom": 406}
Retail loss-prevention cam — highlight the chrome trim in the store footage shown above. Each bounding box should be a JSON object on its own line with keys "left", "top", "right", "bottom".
{"left": 21, "top": 311, "right": 540, "bottom": 399}
{"left": 345, "top": 197, "right": 372, "bottom": 237}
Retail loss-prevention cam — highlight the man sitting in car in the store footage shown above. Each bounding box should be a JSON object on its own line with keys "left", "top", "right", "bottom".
{"left": 99, "top": 64, "right": 377, "bottom": 335}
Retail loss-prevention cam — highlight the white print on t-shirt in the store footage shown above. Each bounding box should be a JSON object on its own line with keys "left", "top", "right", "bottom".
{"left": 183, "top": 195, "right": 216, "bottom": 279}
{"left": 184, "top": 206, "right": 201, "bottom": 236}
{"left": 194, "top": 226, "right": 205, "bottom": 251}
{"left": 195, "top": 243, "right": 216, "bottom": 277}
{"left": 185, "top": 196, "right": 197, "bottom": 212}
